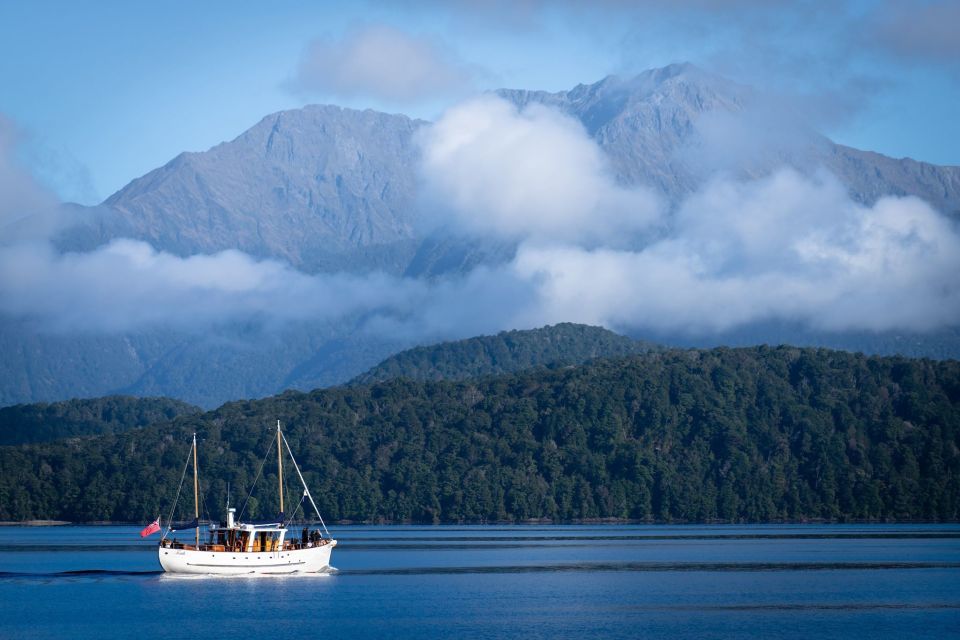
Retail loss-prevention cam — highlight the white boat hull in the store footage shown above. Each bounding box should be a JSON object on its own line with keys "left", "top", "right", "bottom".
{"left": 158, "top": 540, "right": 336, "bottom": 575}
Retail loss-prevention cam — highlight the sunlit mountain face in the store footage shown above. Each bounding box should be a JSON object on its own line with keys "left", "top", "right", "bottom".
{"left": 1, "top": 64, "right": 958, "bottom": 408}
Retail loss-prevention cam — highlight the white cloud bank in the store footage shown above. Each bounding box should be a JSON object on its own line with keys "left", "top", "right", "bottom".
{"left": 412, "top": 97, "right": 960, "bottom": 334}
{"left": 0, "top": 239, "right": 426, "bottom": 333}
{"left": 509, "top": 172, "right": 960, "bottom": 334}
{"left": 1, "top": 98, "right": 958, "bottom": 341}
{"left": 417, "top": 96, "right": 661, "bottom": 245}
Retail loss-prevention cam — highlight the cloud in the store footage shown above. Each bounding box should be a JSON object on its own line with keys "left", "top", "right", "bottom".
{"left": 0, "top": 115, "right": 60, "bottom": 233}
{"left": 678, "top": 94, "right": 828, "bottom": 178}
{"left": 0, "top": 239, "right": 424, "bottom": 333}
{"left": 387, "top": 1, "right": 954, "bottom": 134}
{"left": 378, "top": 100, "right": 960, "bottom": 339}
{"left": 2, "top": 96, "right": 958, "bottom": 346}
{"left": 292, "top": 25, "right": 478, "bottom": 103}
{"left": 360, "top": 262, "right": 537, "bottom": 342}
{"left": 363, "top": 168, "right": 960, "bottom": 340}
{"left": 417, "top": 96, "right": 661, "bottom": 245}
{"left": 410, "top": 92, "right": 960, "bottom": 337}
{"left": 867, "top": 0, "right": 960, "bottom": 69}
{"left": 507, "top": 170, "right": 960, "bottom": 334}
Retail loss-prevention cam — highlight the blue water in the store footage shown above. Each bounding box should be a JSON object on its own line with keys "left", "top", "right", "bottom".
{"left": 1, "top": 524, "right": 958, "bottom": 638}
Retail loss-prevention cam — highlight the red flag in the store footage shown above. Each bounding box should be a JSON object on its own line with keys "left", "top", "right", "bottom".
{"left": 140, "top": 517, "right": 160, "bottom": 538}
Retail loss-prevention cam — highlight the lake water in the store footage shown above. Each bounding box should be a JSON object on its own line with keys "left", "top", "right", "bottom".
{"left": 1, "top": 524, "right": 958, "bottom": 638}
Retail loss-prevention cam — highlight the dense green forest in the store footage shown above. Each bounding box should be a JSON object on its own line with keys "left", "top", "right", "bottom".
{"left": 351, "top": 323, "right": 653, "bottom": 385}
{"left": 0, "top": 396, "right": 200, "bottom": 446}
{"left": 0, "top": 346, "right": 958, "bottom": 523}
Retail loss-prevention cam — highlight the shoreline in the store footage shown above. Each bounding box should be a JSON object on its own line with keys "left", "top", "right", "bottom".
{"left": 1, "top": 518, "right": 956, "bottom": 527}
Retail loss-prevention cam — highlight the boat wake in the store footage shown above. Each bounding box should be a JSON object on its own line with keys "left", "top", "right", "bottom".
{"left": 0, "top": 569, "right": 163, "bottom": 581}
{"left": 159, "top": 566, "right": 338, "bottom": 580}
{"left": 340, "top": 560, "right": 960, "bottom": 576}
{"left": 0, "top": 566, "right": 338, "bottom": 582}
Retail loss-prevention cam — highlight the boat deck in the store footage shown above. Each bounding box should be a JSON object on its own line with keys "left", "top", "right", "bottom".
{"left": 161, "top": 537, "right": 334, "bottom": 553}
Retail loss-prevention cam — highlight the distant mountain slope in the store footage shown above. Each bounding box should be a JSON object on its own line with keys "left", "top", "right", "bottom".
{"left": 55, "top": 63, "right": 960, "bottom": 276}
{"left": 0, "top": 320, "right": 176, "bottom": 407}
{"left": 352, "top": 323, "right": 654, "bottom": 385}
{"left": 0, "top": 395, "right": 199, "bottom": 446}
{"left": 826, "top": 145, "right": 960, "bottom": 218}
{"left": 2, "top": 63, "right": 958, "bottom": 409}
{"left": 0, "top": 314, "right": 415, "bottom": 410}
{"left": 498, "top": 63, "right": 960, "bottom": 216}
{"left": 644, "top": 322, "right": 960, "bottom": 362}
{"left": 59, "top": 106, "right": 427, "bottom": 273}
{"left": 114, "top": 321, "right": 409, "bottom": 408}
{"left": 1, "top": 347, "right": 957, "bottom": 523}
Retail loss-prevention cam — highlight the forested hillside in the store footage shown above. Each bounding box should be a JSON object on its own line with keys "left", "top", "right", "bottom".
{"left": 0, "top": 396, "right": 200, "bottom": 446}
{"left": 1, "top": 347, "right": 957, "bottom": 523}
{"left": 352, "top": 323, "right": 653, "bottom": 384}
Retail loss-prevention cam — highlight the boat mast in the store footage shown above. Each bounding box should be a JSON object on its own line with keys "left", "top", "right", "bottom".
{"left": 192, "top": 433, "right": 199, "bottom": 547}
{"left": 277, "top": 420, "right": 284, "bottom": 521}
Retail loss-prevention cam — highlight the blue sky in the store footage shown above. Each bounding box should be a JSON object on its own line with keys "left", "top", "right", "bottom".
{"left": 1, "top": 0, "right": 958, "bottom": 204}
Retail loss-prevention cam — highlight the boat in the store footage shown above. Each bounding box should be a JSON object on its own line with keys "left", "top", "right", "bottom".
{"left": 156, "top": 420, "right": 336, "bottom": 575}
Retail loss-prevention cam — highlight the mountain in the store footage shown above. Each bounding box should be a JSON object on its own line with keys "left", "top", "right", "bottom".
{"left": 3, "top": 63, "right": 959, "bottom": 408}
{"left": 352, "top": 323, "right": 655, "bottom": 385}
{"left": 0, "top": 395, "right": 199, "bottom": 446}
{"left": 56, "top": 63, "right": 960, "bottom": 276}
{"left": 640, "top": 322, "right": 960, "bottom": 363}
{"left": 497, "top": 63, "right": 960, "bottom": 215}
{"left": 58, "top": 106, "right": 427, "bottom": 274}
{"left": 0, "top": 318, "right": 411, "bottom": 409}
{"left": 1, "top": 346, "right": 957, "bottom": 523}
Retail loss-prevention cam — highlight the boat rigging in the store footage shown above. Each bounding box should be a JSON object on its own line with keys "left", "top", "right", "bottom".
{"left": 154, "top": 420, "right": 336, "bottom": 575}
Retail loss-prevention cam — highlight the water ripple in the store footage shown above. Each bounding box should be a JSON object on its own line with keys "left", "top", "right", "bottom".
{"left": 341, "top": 560, "right": 960, "bottom": 576}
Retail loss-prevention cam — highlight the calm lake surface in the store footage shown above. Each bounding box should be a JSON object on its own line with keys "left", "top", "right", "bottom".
{"left": 1, "top": 524, "right": 958, "bottom": 638}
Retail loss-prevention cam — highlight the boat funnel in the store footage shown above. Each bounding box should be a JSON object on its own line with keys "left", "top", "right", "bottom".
{"left": 227, "top": 507, "right": 236, "bottom": 528}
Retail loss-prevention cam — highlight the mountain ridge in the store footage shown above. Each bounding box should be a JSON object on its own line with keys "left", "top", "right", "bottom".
{"left": 351, "top": 323, "right": 656, "bottom": 385}
{"left": 497, "top": 64, "right": 960, "bottom": 215}
{"left": 3, "top": 62, "right": 959, "bottom": 408}
{"left": 57, "top": 62, "right": 960, "bottom": 271}
{"left": 71, "top": 104, "right": 428, "bottom": 273}
{"left": 0, "top": 395, "right": 200, "bottom": 446}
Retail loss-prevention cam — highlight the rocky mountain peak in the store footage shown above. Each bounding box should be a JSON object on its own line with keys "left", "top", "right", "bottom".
{"left": 6, "top": 63, "right": 960, "bottom": 408}
{"left": 89, "top": 104, "right": 427, "bottom": 272}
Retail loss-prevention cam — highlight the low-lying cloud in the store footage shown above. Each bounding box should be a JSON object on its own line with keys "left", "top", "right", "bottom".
{"left": 417, "top": 96, "right": 661, "bottom": 245}
{"left": 0, "top": 239, "right": 423, "bottom": 333}
{"left": 509, "top": 171, "right": 960, "bottom": 334}
{"left": 1, "top": 98, "right": 958, "bottom": 344}
{"left": 414, "top": 96, "right": 960, "bottom": 334}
